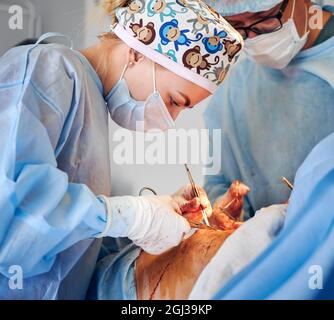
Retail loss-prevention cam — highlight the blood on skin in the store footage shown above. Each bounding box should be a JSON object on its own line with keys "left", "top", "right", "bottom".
{"left": 135, "top": 181, "right": 251, "bottom": 300}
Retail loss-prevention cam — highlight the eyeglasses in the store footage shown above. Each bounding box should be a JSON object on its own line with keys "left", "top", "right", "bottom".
{"left": 233, "top": 0, "right": 289, "bottom": 40}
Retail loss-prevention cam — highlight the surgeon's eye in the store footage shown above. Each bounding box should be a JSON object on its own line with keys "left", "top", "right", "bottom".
{"left": 170, "top": 96, "right": 181, "bottom": 107}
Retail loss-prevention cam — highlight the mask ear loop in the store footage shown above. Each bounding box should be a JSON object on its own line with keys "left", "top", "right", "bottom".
{"left": 303, "top": 2, "right": 309, "bottom": 35}
{"left": 291, "top": 0, "right": 296, "bottom": 18}
{"left": 119, "top": 64, "right": 128, "bottom": 81}
{"left": 152, "top": 62, "right": 157, "bottom": 93}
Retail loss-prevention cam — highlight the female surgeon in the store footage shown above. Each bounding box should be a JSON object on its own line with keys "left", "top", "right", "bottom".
{"left": 0, "top": 0, "right": 243, "bottom": 299}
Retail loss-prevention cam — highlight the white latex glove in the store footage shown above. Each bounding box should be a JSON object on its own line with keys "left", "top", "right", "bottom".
{"left": 173, "top": 184, "right": 212, "bottom": 217}
{"left": 98, "top": 195, "right": 191, "bottom": 255}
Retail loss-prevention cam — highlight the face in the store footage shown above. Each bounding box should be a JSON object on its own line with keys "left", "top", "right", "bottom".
{"left": 224, "top": 0, "right": 308, "bottom": 39}
{"left": 225, "top": 41, "right": 242, "bottom": 56}
{"left": 185, "top": 50, "right": 202, "bottom": 68}
{"left": 209, "top": 36, "right": 220, "bottom": 46}
{"left": 197, "top": 14, "right": 209, "bottom": 25}
{"left": 124, "top": 57, "right": 211, "bottom": 120}
{"left": 129, "top": 0, "right": 143, "bottom": 13}
{"left": 166, "top": 27, "right": 181, "bottom": 42}
{"left": 137, "top": 26, "right": 155, "bottom": 43}
{"left": 153, "top": 0, "right": 166, "bottom": 13}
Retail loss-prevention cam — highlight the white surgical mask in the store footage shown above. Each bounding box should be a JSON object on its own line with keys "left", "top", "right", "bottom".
{"left": 244, "top": 0, "right": 309, "bottom": 69}
{"left": 106, "top": 62, "right": 175, "bottom": 132}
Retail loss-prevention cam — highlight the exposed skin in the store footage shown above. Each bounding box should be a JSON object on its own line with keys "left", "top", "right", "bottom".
{"left": 174, "top": 181, "right": 250, "bottom": 230}
{"left": 173, "top": 184, "right": 213, "bottom": 219}
{"left": 80, "top": 39, "right": 211, "bottom": 121}
{"left": 224, "top": 0, "right": 333, "bottom": 50}
{"left": 210, "top": 180, "right": 251, "bottom": 229}
{"left": 136, "top": 228, "right": 234, "bottom": 300}
{"left": 135, "top": 181, "right": 250, "bottom": 300}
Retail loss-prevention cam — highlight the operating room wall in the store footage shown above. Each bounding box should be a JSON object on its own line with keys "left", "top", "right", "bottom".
{"left": 0, "top": 0, "right": 86, "bottom": 55}
{"left": 28, "top": 0, "right": 86, "bottom": 47}
{"left": 106, "top": 103, "right": 210, "bottom": 198}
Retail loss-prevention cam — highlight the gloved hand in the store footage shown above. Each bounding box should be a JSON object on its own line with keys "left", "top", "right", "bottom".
{"left": 172, "top": 184, "right": 212, "bottom": 222}
{"left": 98, "top": 195, "right": 191, "bottom": 255}
{"left": 211, "top": 180, "right": 250, "bottom": 230}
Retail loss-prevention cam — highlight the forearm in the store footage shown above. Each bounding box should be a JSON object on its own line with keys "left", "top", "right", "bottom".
{"left": 0, "top": 166, "right": 108, "bottom": 278}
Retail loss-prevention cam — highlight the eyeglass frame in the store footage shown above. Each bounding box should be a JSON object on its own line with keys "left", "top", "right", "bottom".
{"left": 233, "top": 0, "right": 290, "bottom": 40}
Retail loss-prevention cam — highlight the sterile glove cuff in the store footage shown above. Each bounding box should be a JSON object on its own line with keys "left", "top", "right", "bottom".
{"left": 96, "top": 195, "right": 114, "bottom": 238}
{"left": 97, "top": 195, "right": 143, "bottom": 238}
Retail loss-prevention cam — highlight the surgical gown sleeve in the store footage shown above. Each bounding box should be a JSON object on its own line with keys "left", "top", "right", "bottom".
{"left": 0, "top": 45, "right": 108, "bottom": 278}
{"left": 214, "top": 132, "right": 334, "bottom": 299}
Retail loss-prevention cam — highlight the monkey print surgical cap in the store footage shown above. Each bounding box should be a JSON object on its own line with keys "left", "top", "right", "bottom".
{"left": 112, "top": 0, "right": 244, "bottom": 93}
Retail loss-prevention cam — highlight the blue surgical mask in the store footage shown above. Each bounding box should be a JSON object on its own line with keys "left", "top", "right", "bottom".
{"left": 106, "top": 62, "right": 175, "bottom": 132}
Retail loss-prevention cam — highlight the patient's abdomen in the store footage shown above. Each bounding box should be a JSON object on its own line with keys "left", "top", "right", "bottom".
{"left": 136, "top": 229, "right": 232, "bottom": 300}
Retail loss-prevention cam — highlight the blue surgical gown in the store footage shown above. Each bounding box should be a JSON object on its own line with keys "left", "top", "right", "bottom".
{"left": 87, "top": 243, "right": 141, "bottom": 300}
{"left": 214, "top": 131, "right": 334, "bottom": 299}
{"left": 0, "top": 43, "right": 112, "bottom": 299}
{"left": 204, "top": 32, "right": 334, "bottom": 218}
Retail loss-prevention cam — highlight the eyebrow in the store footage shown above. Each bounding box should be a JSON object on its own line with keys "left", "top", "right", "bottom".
{"left": 227, "top": 3, "right": 282, "bottom": 27}
{"left": 178, "top": 91, "right": 192, "bottom": 107}
{"left": 228, "top": 19, "right": 244, "bottom": 27}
